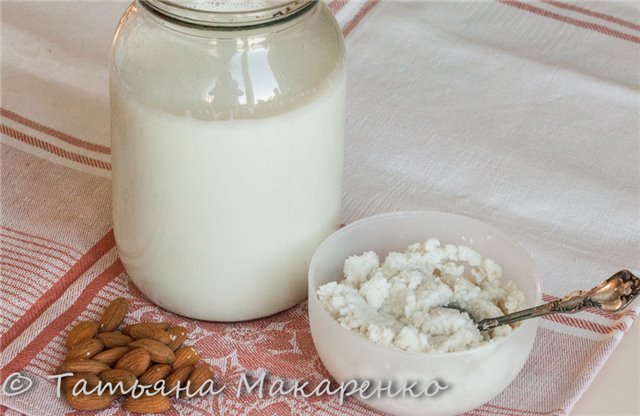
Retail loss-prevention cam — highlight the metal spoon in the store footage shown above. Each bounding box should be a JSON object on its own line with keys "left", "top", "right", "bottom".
{"left": 446, "top": 270, "right": 640, "bottom": 332}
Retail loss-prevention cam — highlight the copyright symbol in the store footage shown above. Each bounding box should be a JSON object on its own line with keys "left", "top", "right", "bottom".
{"left": 2, "top": 372, "right": 33, "bottom": 396}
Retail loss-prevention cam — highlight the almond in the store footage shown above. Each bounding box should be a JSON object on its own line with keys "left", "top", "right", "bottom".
{"left": 93, "top": 347, "right": 131, "bottom": 366}
{"left": 115, "top": 348, "right": 151, "bottom": 376}
{"left": 99, "top": 297, "right": 128, "bottom": 332}
{"left": 58, "top": 359, "right": 110, "bottom": 374}
{"left": 64, "top": 390, "right": 115, "bottom": 411}
{"left": 139, "top": 364, "right": 172, "bottom": 386}
{"left": 128, "top": 323, "right": 172, "bottom": 345}
{"left": 61, "top": 372, "right": 101, "bottom": 394}
{"left": 96, "top": 331, "right": 133, "bottom": 348}
{"left": 122, "top": 322, "right": 169, "bottom": 335}
{"left": 166, "top": 326, "right": 187, "bottom": 351}
{"left": 122, "top": 394, "right": 171, "bottom": 414}
{"left": 66, "top": 321, "right": 100, "bottom": 348}
{"left": 66, "top": 338, "right": 104, "bottom": 361}
{"left": 187, "top": 363, "right": 214, "bottom": 396}
{"left": 164, "top": 365, "right": 193, "bottom": 397}
{"left": 129, "top": 339, "right": 175, "bottom": 364}
{"left": 172, "top": 346, "right": 200, "bottom": 370}
{"left": 99, "top": 369, "right": 137, "bottom": 394}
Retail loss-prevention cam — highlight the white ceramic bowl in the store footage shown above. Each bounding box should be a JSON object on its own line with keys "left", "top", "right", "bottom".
{"left": 308, "top": 211, "right": 541, "bottom": 416}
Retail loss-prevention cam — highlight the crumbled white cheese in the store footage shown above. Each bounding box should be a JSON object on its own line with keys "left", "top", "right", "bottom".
{"left": 317, "top": 239, "right": 526, "bottom": 353}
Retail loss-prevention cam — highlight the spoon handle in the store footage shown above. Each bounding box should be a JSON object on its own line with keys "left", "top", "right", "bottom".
{"left": 477, "top": 270, "right": 640, "bottom": 332}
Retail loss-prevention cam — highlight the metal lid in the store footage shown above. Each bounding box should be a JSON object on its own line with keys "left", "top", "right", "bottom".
{"left": 141, "top": 0, "right": 315, "bottom": 27}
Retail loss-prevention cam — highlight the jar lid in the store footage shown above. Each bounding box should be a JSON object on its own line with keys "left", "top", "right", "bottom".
{"left": 141, "top": 0, "right": 315, "bottom": 28}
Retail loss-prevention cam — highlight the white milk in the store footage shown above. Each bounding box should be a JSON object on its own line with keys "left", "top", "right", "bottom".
{"left": 111, "top": 74, "right": 346, "bottom": 321}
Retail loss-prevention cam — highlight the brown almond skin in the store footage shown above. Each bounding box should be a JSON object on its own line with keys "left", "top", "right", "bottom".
{"left": 115, "top": 348, "right": 151, "bottom": 376}
{"left": 61, "top": 372, "right": 101, "bottom": 395}
{"left": 66, "top": 321, "right": 100, "bottom": 348}
{"left": 187, "top": 364, "right": 214, "bottom": 396}
{"left": 66, "top": 338, "right": 104, "bottom": 361}
{"left": 122, "top": 322, "right": 169, "bottom": 335}
{"left": 64, "top": 390, "right": 114, "bottom": 411}
{"left": 128, "top": 339, "right": 175, "bottom": 364}
{"left": 123, "top": 394, "right": 171, "bottom": 414}
{"left": 139, "top": 364, "right": 172, "bottom": 386}
{"left": 93, "top": 346, "right": 131, "bottom": 366}
{"left": 164, "top": 365, "right": 193, "bottom": 397}
{"left": 99, "top": 297, "right": 128, "bottom": 332}
{"left": 128, "top": 324, "right": 173, "bottom": 345}
{"left": 166, "top": 326, "right": 187, "bottom": 351}
{"left": 96, "top": 331, "right": 133, "bottom": 348}
{"left": 99, "top": 369, "right": 137, "bottom": 394}
{"left": 172, "top": 346, "right": 200, "bottom": 370}
{"left": 58, "top": 359, "right": 110, "bottom": 374}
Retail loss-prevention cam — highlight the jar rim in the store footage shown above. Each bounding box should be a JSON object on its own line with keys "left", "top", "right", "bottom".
{"left": 140, "top": 0, "right": 316, "bottom": 28}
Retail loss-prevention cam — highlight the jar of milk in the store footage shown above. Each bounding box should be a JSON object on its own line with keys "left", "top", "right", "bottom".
{"left": 110, "top": 0, "right": 345, "bottom": 321}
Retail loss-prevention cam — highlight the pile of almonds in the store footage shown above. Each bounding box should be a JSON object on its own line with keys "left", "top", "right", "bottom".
{"left": 55, "top": 297, "right": 213, "bottom": 413}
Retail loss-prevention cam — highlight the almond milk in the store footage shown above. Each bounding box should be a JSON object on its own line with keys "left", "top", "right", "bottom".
{"left": 110, "top": 1, "right": 345, "bottom": 321}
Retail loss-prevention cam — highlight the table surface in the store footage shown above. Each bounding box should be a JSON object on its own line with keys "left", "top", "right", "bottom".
{"left": 571, "top": 322, "right": 639, "bottom": 415}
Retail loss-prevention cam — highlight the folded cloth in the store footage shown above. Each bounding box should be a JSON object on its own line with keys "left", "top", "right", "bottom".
{"left": 1, "top": 1, "right": 638, "bottom": 415}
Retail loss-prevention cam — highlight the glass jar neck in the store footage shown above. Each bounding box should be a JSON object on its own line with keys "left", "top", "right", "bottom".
{"left": 139, "top": 0, "right": 316, "bottom": 29}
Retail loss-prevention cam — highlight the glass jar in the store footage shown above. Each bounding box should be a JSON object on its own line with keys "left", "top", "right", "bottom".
{"left": 110, "top": 0, "right": 345, "bottom": 321}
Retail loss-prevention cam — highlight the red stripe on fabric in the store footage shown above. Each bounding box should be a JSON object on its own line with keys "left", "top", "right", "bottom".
{"left": 609, "top": 321, "right": 628, "bottom": 333}
{"left": 342, "top": 0, "right": 380, "bottom": 38}
{"left": 551, "top": 314, "right": 593, "bottom": 332}
{"left": 48, "top": 342, "right": 67, "bottom": 354}
{"left": 1, "top": 266, "right": 51, "bottom": 296}
{"left": 541, "top": 0, "right": 640, "bottom": 32}
{"left": 102, "top": 285, "right": 125, "bottom": 298}
{"left": 328, "top": 0, "right": 348, "bottom": 14}
{"left": 27, "top": 360, "right": 56, "bottom": 375}
{"left": 0, "top": 108, "right": 111, "bottom": 155}
{"left": 0, "top": 293, "right": 27, "bottom": 310}
{"left": 1, "top": 288, "right": 37, "bottom": 310}
{"left": 0, "top": 230, "right": 115, "bottom": 352}
{"left": 0, "top": 238, "right": 75, "bottom": 268}
{"left": 0, "top": 306, "right": 18, "bottom": 319}
{"left": 478, "top": 405, "right": 528, "bottom": 416}
{"left": 499, "top": 0, "right": 640, "bottom": 44}
{"left": 30, "top": 358, "right": 58, "bottom": 373}
{"left": 543, "top": 313, "right": 627, "bottom": 334}
{"left": 0, "top": 320, "right": 14, "bottom": 330}
{"left": 463, "top": 411, "right": 486, "bottom": 416}
{"left": 0, "top": 260, "right": 124, "bottom": 381}
{"left": 566, "top": 314, "right": 601, "bottom": 332}
{"left": 0, "top": 304, "right": 22, "bottom": 320}
{"left": 588, "top": 306, "right": 636, "bottom": 320}
{"left": 0, "top": 124, "right": 111, "bottom": 170}
{"left": 322, "top": 400, "right": 354, "bottom": 416}
{"left": 1, "top": 225, "right": 82, "bottom": 256}
{"left": 1, "top": 249, "right": 67, "bottom": 274}
{"left": 35, "top": 348, "right": 64, "bottom": 363}
{"left": 0, "top": 301, "right": 27, "bottom": 319}
{"left": 93, "top": 292, "right": 117, "bottom": 305}
{"left": 0, "top": 310, "right": 22, "bottom": 324}
{"left": 483, "top": 403, "right": 563, "bottom": 415}
{"left": 1, "top": 262, "right": 57, "bottom": 292}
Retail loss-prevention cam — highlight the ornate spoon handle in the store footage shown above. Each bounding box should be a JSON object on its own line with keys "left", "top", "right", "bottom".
{"left": 477, "top": 270, "right": 640, "bottom": 332}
